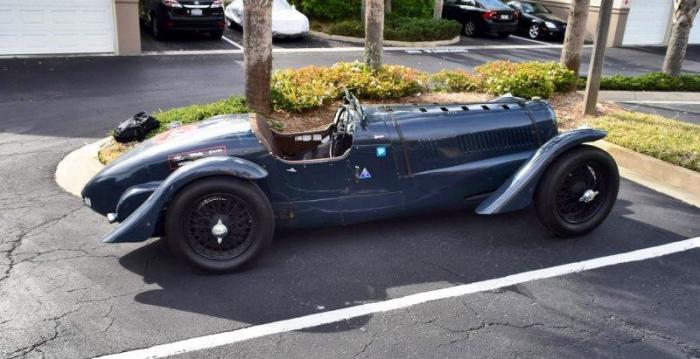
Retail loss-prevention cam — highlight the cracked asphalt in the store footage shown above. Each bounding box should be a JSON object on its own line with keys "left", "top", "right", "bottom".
{"left": 1, "top": 49, "right": 700, "bottom": 358}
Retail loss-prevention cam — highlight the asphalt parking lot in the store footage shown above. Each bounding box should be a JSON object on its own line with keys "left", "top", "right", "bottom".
{"left": 1, "top": 50, "right": 700, "bottom": 358}
{"left": 139, "top": 23, "right": 561, "bottom": 53}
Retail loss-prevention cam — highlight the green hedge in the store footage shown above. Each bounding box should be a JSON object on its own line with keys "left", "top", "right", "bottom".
{"left": 475, "top": 61, "right": 577, "bottom": 99}
{"left": 577, "top": 72, "right": 700, "bottom": 92}
{"left": 151, "top": 97, "right": 249, "bottom": 135}
{"left": 292, "top": 0, "right": 434, "bottom": 21}
{"left": 271, "top": 62, "right": 428, "bottom": 112}
{"left": 594, "top": 112, "right": 700, "bottom": 172}
{"left": 328, "top": 17, "right": 461, "bottom": 42}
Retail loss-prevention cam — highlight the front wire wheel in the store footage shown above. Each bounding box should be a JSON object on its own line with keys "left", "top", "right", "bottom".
{"left": 534, "top": 145, "right": 619, "bottom": 237}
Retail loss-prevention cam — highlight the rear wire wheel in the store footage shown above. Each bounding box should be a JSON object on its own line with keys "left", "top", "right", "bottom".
{"left": 166, "top": 177, "right": 274, "bottom": 272}
{"left": 534, "top": 145, "right": 619, "bottom": 237}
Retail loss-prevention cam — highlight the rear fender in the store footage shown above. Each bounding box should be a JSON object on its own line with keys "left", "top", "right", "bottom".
{"left": 102, "top": 156, "right": 267, "bottom": 243}
{"left": 475, "top": 129, "right": 607, "bottom": 215}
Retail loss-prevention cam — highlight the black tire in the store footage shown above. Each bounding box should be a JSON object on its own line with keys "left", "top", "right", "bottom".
{"left": 534, "top": 145, "right": 619, "bottom": 237}
{"left": 463, "top": 20, "right": 477, "bottom": 37}
{"left": 151, "top": 13, "right": 166, "bottom": 40}
{"left": 210, "top": 29, "right": 224, "bottom": 39}
{"left": 165, "top": 176, "right": 275, "bottom": 272}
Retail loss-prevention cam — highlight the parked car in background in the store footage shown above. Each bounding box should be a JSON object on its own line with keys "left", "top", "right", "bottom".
{"left": 507, "top": 1, "right": 567, "bottom": 40}
{"left": 442, "top": 0, "right": 518, "bottom": 38}
{"left": 139, "top": 0, "right": 226, "bottom": 40}
{"left": 225, "top": 0, "right": 309, "bottom": 38}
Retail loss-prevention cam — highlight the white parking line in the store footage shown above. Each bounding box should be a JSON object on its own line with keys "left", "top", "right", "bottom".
{"left": 140, "top": 43, "right": 582, "bottom": 57}
{"left": 511, "top": 35, "right": 556, "bottom": 46}
{"left": 93, "top": 236, "right": 700, "bottom": 359}
{"left": 221, "top": 36, "right": 243, "bottom": 49}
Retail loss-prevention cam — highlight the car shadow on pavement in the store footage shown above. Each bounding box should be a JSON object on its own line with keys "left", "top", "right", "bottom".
{"left": 117, "top": 180, "right": 698, "bottom": 334}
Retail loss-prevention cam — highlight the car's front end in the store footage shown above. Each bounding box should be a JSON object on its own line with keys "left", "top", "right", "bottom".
{"left": 155, "top": 0, "right": 225, "bottom": 33}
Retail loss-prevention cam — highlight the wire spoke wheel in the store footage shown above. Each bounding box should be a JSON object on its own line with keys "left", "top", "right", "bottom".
{"left": 184, "top": 193, "right": 254, "bottom": 261}
{"left": 554, "top": 162, "right": 607, "bottom": 224}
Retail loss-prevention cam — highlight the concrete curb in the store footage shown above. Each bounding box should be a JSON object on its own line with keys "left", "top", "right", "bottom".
{"left": 592, "top": 140, "right": 700, "bottom": 208}
{"left": 55, "top": 138, "right": 109, "bottom": 197}
{"left": 308, "top": 30, "right": 461, "bottom": 47}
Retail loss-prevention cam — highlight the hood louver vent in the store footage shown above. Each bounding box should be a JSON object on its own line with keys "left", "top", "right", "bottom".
{"left": 458, "top": 127, "right": 536, "bottom": 153}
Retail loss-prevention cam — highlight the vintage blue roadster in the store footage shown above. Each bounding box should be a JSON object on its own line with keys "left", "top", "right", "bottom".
{"left": 82, "top": 93, "right": 619, "bottom": 271}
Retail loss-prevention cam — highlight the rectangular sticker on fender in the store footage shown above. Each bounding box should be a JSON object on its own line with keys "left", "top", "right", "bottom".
{"left": 168, "top": 146, "right": 227, "bottom": 170}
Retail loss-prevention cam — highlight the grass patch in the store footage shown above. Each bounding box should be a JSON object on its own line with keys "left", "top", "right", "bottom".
{"left": 593, "top": 112, "right": 700, "bottom": 172}
{"left": 577, "top": 72, "right": 700, "bottom": 92}
{"left": 150, "top": 96, "right": 249, "bottom": 135}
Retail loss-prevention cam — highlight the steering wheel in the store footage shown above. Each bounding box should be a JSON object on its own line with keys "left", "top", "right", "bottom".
{"left": 330, "top": 107, "right": 349, "bottom": 157}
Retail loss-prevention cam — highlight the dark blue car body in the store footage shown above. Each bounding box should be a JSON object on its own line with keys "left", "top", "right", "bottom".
{"left": 82, "top": 96, "right": 606, "bottom": 244}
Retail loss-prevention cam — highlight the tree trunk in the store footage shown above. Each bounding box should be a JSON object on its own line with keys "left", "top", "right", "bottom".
{"left": 385, "top": 0, "right": 392, "bottom": 14}
{"left": 365, "top": 0, "right": 384, "bottom": 71}
{"left": 243, "top": 0, "right": 273, "bottom": 115}
{"left": 433, "top": 0, "right": 444, "bottom": 19}
{"left": 662, "top": 0, "right": 700, "bottom": 77}
{"left": 560, "top": 0, "right": 591, "bottom": 75}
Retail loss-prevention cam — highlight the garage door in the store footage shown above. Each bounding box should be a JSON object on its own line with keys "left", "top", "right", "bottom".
{"left": 0, "top": 0, "right": 115, "bottom": 56}
{"left": 689, "top": 12, "right": 700, "bottom": 44}
{"left": 622, "top": 0, "right": 672, "bottom": 46}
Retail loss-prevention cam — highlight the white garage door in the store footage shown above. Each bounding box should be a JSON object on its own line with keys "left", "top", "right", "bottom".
{"left": 0, "top": 0, "right": 116, "bottom": 56}
{"left": 622, "top": 0, "right": 672, "bottom": 46}
{"left": 689, "top": 12, "right": 700, "bottom": 44}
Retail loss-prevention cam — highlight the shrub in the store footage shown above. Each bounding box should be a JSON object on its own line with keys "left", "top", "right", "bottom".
{"left": 392, "top": 0, "right": 434, "bottom": 18}
{"left": 299, "top": 0, "right": 361, "bottom": 21}
{"left": 327, "top": 17, "right": 461, "bottom": 42}
{"left": 152, "top": 96, "right": 248, "bottom": 134}
{"left": 581, "top": 72, "right": 700, "bottom": 92}
{"left": 271, "top": 62, "right": 427, "bottom": 112}
{"left": 594, "top": 112, "right": 700, "bottom": 172}
{"left": 430, "top": 69, "right": 481, "bottom": 92}
{"left": 474, "top": 61, "right": 575, "bottom": 98}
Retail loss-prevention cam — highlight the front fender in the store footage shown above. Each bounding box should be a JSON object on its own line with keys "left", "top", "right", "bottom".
{"left": 102, "top": 156, "right": 267, "bottom": 243}
{"left": 475, "top": 129, "right": 607, "bottom": 215}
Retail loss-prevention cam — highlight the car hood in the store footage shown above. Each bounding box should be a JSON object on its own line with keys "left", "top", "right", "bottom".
{"left": 532, "top": 13, "right": 566, "bottom": 25}
{"left": 82, "top": 114, "right": 266, "bottom": 215}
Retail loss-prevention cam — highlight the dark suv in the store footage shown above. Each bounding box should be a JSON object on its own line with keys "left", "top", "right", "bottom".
{"left": 442, "top": 0, "right": 519, "bottom": 38}
{"left": 140, "top": 0, "right": 226, "bottom": 39}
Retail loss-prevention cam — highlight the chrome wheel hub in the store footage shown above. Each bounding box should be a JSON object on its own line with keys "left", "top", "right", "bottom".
{"left": 579, "top": 189, "right": 600, "bottom": 203}
{"left": 211, "top": 219, "right": 228, "bottom": 244}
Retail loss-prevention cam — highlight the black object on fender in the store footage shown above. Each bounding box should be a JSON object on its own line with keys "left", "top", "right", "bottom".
{"left": 113, "top": 112, "right": 160, "bottom": 143}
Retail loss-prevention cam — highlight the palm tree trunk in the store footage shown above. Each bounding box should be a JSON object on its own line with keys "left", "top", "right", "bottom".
{"left": 434, "top": 0, "right": 444, "bottom": 19}
{"left": 662, "top": 0, "right": 700, "bottom": 77}
{"left": 560, "top": 0, "right": 591, "bottom": 75}
{"left": 365, "top": 0, "right": 384, "bottom": 71}
{"left": 243, "top": 0, "right": 273, "bottom": 115}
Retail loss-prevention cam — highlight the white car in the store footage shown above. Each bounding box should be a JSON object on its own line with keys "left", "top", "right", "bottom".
{"left": 225, "top": 0, "right": 310, "bottom": 38}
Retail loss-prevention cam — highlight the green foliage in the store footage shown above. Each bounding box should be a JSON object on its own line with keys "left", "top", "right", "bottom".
{"left": 294, "top": 0, "right": 433, "bottom": 20}
{"left": 430, "top": 69, "right": 481, "bottom": 92}
{"left": 578, "top": 72, "right": 700, "bottom": 92}
{"left": 328, "top": 17, "right": 461, "bottom": 42}
{"left": 299, "top": 0, "right": 361, "bottom": 21}
{"left": 271, "top": 62, "right": 427, "bottom": 112}
{"left": 594, "top": 112, "right": 700, "bottom": 172}
{"left": 151, "top": 97, "right": 249, "bottom": 135}
{"left": 475, "top": 61, "right": 576, "bottom": 99}
{"left": 392, "top": 0, "right": 434, "bottom": 18}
